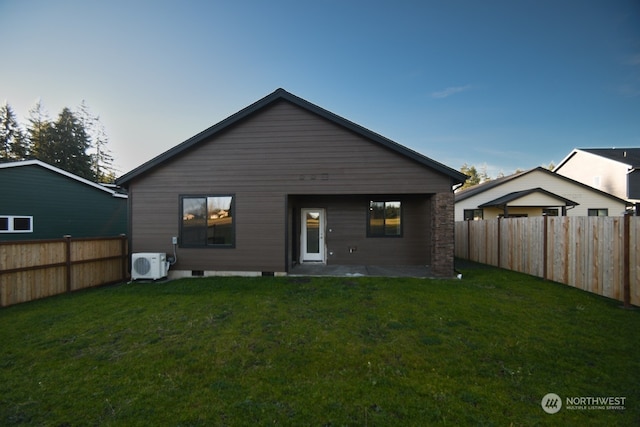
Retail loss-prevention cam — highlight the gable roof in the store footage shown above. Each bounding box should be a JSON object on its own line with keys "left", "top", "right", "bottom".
{"left": 455, "top": 166, "right": 629, "bottom": 205}
{"left": 0, "top": 159, "right": 127, "bottom": 198}
{"left": 555, "top": 148, "right": 640, "bottom": 171}
{"left": 455, "top": 168, "right": 533, "bottom": 201}
{"left": 116, "top": 88, "right": 468, "bottom": 186}
{"left": 477, "top": 188, "right": 578, "bottom": 208}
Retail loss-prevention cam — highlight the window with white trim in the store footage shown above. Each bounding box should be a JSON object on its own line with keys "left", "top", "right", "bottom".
{"left": 588, "top": 208, "right": 608, "bottom": 217}
{"left": 0, "top": 216, "right": 34, "bottom": 233}
{"left": 464, "top": 209, "right": 483, "bottom": 220}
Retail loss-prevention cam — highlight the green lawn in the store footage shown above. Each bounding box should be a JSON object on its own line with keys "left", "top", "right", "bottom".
{"left": 1, "top": 262, "right": 638, "bottom": 426}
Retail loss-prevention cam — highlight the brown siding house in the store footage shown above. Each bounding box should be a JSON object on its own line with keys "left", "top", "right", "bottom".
{"left": 116, "top": 89, "right": 466, "bottom": 277}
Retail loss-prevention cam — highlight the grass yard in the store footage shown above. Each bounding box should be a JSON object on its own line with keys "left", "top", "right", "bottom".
{"left": 1, "top": 262, "right": 639, "bottom": 426}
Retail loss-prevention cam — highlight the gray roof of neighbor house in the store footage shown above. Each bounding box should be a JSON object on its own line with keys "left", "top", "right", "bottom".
{"left": 477, "top": 188, "right": 579, "bottom": 208}
{"left": 581, "top": 148, "right": 640, "bottom": 167}
{"left": 455, "top": 168, "right": 533, "bottom": 201}
{"left": 555, "top": 148, "right": 640, "bottom": 171}
{"left": 455, "top": 166, "right": 630, "bottom": 205}
{"left": 116, "top": 88, "right": 468, "bottom": 186}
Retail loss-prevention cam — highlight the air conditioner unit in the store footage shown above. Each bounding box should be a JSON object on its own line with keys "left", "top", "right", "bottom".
{"left": 131, "top": 253, "right": 170, "bottom": 280}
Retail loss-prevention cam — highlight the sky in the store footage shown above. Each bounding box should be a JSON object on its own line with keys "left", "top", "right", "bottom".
{"left": 1, "top": 0, "right": 639, "bottom": 179}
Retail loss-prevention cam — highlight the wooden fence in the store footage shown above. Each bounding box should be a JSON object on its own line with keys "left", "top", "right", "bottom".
{"left": 0, "top": 235, "right": 129, "bottom": 307}
{"left": 455, "top": 216, "right": 640, "bottom": 307}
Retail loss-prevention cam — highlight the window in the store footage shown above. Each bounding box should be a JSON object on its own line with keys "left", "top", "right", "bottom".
{"left": 368, "top": 201, "right": 401, "bottom": 237}
{"left": 542, "top": 208, "right": 559, "bottom": 216}
{"left": 181, "top": 195, "right": 234, "bottom": 247}
{"left": 588, "top": 208, "right": 608, "bottom": 217}
{"left": 593, "top": 176, "right": 601, "bottom": 189}
{"left": 0, "top": 216, "right": 33, "bottom": 233}
{"left": 464, "top": 209, "right": 483, "bottom": 220}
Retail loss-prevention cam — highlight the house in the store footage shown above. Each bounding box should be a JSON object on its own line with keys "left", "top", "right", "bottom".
{"left": 116, "top": 89, "right": 467, "bottom": 278}
{"left": 0, "top": 160, "right": 128, "bottom": 240}
{"left": 554, "top": 148, "right": 640, "bottom": 213}
{"left": 455, "top": 167, "right": 629, "bottom": 221}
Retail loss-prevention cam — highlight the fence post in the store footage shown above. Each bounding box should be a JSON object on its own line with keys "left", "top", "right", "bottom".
{"left": 497, "top": 217, "right": 501, "bottom": 268}
{"left": 120, "top": 234, "right": 128, "bottom": 281}
{"left": 543, "top": 214, "right": 548, "bottom": 281}
{"left": 466, "top": 219, "right": 471, "bottom": 260}
{"left": 623, "top": 214, "right": 631, "bottom": 308}
{"left": 64, "top": 235, "right": 72, "bottom": 293}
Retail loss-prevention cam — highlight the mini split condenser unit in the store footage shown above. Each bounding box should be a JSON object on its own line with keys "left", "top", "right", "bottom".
{"left": 131, "top": 253, "right": 170, "bottom": 280}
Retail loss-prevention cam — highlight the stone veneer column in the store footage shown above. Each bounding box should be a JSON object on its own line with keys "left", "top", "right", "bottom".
{"left": 430, "top": 191, "right": 455, "bottom": 278}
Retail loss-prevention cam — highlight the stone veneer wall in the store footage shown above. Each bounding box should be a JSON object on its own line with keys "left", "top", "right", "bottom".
{"left": 430, "top": 191, "right": 455, "bottom": 277}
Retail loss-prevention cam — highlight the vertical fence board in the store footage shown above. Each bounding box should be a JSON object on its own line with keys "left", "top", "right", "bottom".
{"left": 612, "top": 217, "right": 623, "bottom": 301}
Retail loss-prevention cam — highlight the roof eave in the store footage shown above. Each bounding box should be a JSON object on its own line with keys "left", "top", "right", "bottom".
{"left": 2, "top": 159, "right": 127, "bottom": 198}
{"left": 553, "top": 149, "right": 579, "bottom": 172}
{"left": 477, "top": 187, "right": 579, "bottom": 208}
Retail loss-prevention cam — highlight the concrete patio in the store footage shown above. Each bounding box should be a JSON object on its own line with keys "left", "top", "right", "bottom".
{"left": 289, "top": 264, "right": 433, "bottom": 278}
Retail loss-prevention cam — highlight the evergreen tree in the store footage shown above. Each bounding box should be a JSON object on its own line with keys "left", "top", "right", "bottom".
{"left": 459, "top": 163, "right": 491, "bottom": 190}
{"left": 77, "top": 100, "right": 116, "bottom": 183}
{"left": 49, "top": 107, "right": 95, "bottom": 180}
{"left": 25, "top": 99, "right": 118, "bottom": 182}
{"left": 0, "top": 102, "right": 28, "bottom": 161}
{"left": 92, "top": 122, "right": 116, "bottom": 183}
{"left": 27, "top": 100, "right": 55, "bottom": 163}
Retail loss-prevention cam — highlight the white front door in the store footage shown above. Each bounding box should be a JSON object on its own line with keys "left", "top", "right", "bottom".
{"left": 301, "top": 208, "right": 325, "bottom": 263}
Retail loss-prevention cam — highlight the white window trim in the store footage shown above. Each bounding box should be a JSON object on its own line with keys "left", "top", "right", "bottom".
{"left": 0, "top": 215, "right": 34, "bottom": 233}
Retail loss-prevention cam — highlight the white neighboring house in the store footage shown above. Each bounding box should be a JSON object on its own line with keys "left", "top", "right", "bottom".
{"left": 554, "top": 148, "right": 640, "bottom": 209}
{"left": 455, "top": 167, "right": 629, "bottom": 221}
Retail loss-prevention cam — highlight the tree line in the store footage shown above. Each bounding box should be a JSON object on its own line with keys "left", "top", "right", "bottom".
{"left": 0, "top": 100, "right": 116, "bottom": 183}
{"left": 459, "top": 162, "right": 555, "bottom": 190}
